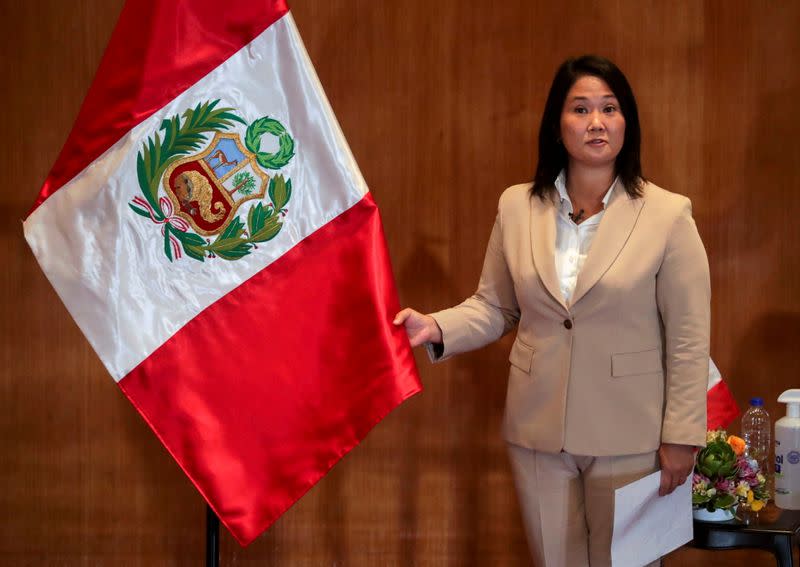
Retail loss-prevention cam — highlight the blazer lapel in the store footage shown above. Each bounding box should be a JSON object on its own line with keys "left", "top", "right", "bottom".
{"left": 570, "top": 183, "right": 645, "bottom": 307}
{"left": 530, "top": 192, "right": 568, "bottom": 311}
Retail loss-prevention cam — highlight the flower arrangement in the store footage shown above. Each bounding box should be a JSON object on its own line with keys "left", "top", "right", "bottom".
{"left": 692, "top": 430, "right": 769, "bottom": 514}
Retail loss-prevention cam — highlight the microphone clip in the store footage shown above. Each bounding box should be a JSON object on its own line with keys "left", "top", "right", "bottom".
{"left": 569, "top": 209, "right": 585, "bottom": 224}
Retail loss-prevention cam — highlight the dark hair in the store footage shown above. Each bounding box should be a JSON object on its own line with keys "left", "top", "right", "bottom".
{"left": 532, "top": 55, "right": 644, "bottom": 199}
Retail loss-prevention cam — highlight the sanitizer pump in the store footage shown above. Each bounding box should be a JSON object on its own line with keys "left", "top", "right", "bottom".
{"left": 775, "top": 389, "right": 800, "bottom": 509}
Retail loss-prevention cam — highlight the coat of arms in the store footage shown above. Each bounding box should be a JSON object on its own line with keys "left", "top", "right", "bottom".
{"left": 129, "top": 100, "right": 295, "bottom": 262}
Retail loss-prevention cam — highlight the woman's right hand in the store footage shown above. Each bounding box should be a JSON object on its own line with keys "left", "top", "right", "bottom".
{"left": 393, "top": 308, "right": 442, "bottom": 347}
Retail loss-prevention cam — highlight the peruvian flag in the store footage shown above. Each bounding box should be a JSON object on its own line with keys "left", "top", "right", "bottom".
{"left": 23, "top": 0, "right": 421, "bottom": 546}
{"left": 707, "top": 359, "right": 739, "bottom": 431}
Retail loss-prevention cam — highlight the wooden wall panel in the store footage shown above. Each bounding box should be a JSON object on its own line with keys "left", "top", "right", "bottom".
{"left": 1, "top": 1, "right": 798, "bottom": 565}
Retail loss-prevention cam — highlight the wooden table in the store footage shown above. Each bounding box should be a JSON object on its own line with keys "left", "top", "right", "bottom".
{"left": 692, "top": 505, "right": 800, "bottom": 566}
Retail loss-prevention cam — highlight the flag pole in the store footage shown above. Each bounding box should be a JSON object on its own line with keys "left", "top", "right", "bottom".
{"left": 206, "top": 504, "right": 220, "bottom": 567}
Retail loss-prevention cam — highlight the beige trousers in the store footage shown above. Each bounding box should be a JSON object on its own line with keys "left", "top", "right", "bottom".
{"left": 507, "top": 444, "right": 661, "bottom": 567}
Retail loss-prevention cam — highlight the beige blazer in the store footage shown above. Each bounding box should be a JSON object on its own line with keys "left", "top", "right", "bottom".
{"left": 430, "top": 181, "right": 710, "bottom": 456}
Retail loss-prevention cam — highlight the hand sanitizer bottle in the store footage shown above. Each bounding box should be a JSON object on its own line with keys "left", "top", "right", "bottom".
{"left": 775, "top": 389, "right": 800, "bottom": 509}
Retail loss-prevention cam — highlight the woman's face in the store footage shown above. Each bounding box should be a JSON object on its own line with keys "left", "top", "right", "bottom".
{"left": 559, "top": 75, "right": 626, "bottom": 171}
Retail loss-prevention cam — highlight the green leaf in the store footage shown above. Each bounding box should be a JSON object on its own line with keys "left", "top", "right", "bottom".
{"left": 754, "top": 484, "right": 770, "bottom": 498}
{"left": 209, "top": 239, "right": 251, "bottom": 260}
{"left": 278, "top": 132, "right": 295, "bottom": 160}
{"left": 174, "top": 231, "right": 206, "bottom": 246}
{"left": 136, "top": 139, "right": 162, "bottom": 212}
{"left": 269, "top": 175, "right": 292, "bottom": 211}
{"left": 128, "top": 204, "right": 151, "bottom": 218}
{"left": 248, "top": 203, "right": 267, "bottom": 235}
{"left": 208, "top": 237, "right": 245, "bottom": 253}
{"left": 217, "top": 111, "right": 247, "bottom": 125}
{"left": 718, "top": 462, "right": 738, "bottom": 479}
{"left": 173, "top": 230, "right": 207, "bottom": 262}
{"left": 182, "top": 242, "right": 206, "bottom": 262}
{"left": 163, "top": 225, "right": 174, "bottom": 262}
{"left": 136, "top": 154, "right": 149, "bottom": 198}
{"left": 143, "top": 137, "right": 155, "bottom": 177}
{"left": 244, "top": 121, "right": 260, "bottom": 154}
{"left": 714, "top": 493, "right": 736, "bottom": 509}
{"left": 250, "top": 217, "right": 281, "bottom": 243}
{"left": 218, "top": 216, "right": 245, "bottom": 241}
{"left": 136, "top": 154, "right": 160, "bottom": 212}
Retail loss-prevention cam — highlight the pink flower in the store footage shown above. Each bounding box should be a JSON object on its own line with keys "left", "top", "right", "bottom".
{"left": 736, "top": 456, "right": 752, "bottom": 474}
{"left": 715, "top": 478, "right": 733, "bottom": 492}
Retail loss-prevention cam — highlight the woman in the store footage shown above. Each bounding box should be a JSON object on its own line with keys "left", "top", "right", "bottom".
{"left": 394, "top": 55, "right": 709, "bottom": 567}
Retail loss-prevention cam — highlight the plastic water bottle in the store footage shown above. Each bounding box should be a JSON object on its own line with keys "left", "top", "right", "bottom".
{"left": 742, "top": 397, "right": 772, "bottom": 486}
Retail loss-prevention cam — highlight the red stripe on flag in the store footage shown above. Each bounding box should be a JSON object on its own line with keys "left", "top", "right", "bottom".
{"left": 119, "top": 193, "right": 422, "bottom": 545}
{"left": 707, "top": 379, "right": 739, "bottom": 431}
{"left": 28, "top": 0, "right": 289, "bottom": 217}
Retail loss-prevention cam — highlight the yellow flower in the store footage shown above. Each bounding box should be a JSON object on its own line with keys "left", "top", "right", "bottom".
{"left": 735, "top": 482, "right": 750, "bottom": 497}
{"left": 744, "top": 489, "right": 768, "bottom": 511}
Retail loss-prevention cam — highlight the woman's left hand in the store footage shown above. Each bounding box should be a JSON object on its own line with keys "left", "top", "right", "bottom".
{"left": 658, "top": 443, "right": 695, "bottom": 496}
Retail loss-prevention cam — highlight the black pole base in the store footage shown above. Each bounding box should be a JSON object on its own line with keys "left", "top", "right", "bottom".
{"left": 206, "top": 504, "right": 220, "bottom": 567}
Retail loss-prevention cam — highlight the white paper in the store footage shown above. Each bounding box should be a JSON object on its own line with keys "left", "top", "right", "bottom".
{"left": 611, "top": 471, "right": 693, "bottom": 567}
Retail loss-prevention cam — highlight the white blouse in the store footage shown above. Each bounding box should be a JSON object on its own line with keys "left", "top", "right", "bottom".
{"left": 554, "top": 171, "right": 617, "bottom": 305}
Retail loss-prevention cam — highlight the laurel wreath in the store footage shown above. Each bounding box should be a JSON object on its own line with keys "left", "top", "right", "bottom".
{"left": 245, "top": 117, "right": 295, "bottom": 170}
{"left": 128, "top": 100, "right": 295, "bottom": 262}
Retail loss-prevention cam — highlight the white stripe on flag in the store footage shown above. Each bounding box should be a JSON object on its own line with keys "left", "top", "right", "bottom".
{"left": 708, "top": 357, "right": 722, "bottom": 390}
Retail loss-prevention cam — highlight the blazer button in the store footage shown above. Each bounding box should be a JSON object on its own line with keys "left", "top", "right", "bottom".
{"left": 563, "top": 319, "right": 573, "bottom": 329}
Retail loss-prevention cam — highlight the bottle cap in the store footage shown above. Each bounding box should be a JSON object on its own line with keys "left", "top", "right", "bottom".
{"left": 750, "top": 397, "right": 764, "bottom": 406}
{"left": 777, "top": 390, "right": 800, "bottom": 418}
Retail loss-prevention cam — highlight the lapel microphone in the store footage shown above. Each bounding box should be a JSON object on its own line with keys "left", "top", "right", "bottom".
{"left": 569, "top": 209, "right": 585, "bottom": 223}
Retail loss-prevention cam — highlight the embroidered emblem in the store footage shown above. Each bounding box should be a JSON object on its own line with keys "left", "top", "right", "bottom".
{"left": 129, "top": 100, "right": 295, "bottom": 262}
